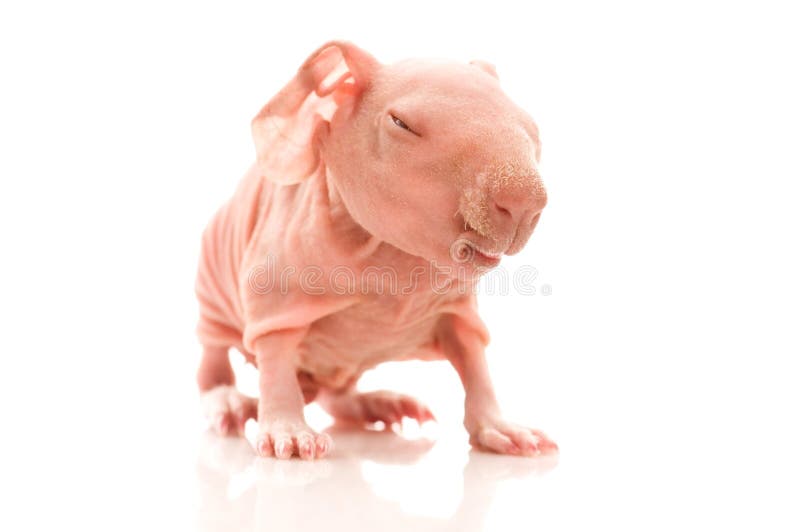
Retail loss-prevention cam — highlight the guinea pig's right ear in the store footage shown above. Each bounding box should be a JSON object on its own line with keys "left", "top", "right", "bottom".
{"left": 251, "top": 41, "right": 378, "bottom": 184}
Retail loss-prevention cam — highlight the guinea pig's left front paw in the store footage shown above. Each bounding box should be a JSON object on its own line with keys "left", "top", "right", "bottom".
{"left": 466, "top": 417, "right": 558, "bottom": 456}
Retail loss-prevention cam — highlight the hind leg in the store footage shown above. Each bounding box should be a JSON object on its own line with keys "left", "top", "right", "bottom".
{"left": 198, "top": 344, "right": 257, "bottom": 436}
{"left": 318, "top": 387, "right": 436, "bottom": 427}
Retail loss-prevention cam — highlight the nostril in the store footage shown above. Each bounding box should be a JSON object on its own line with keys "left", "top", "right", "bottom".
{"left": 494, "top": 201, "right": 512, "bottom": 218}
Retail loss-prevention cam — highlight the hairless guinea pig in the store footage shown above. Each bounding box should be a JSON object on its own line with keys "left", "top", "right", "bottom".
{"left": 195, "top": 41, "right": 555, "bottom": 460}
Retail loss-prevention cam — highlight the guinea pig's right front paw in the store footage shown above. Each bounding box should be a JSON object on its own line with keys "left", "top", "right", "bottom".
{"left": 256, "top": 420, "right": 333, "bottom": 461}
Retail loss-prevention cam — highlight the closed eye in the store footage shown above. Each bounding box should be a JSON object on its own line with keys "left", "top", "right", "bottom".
{"left": 390, "top": 113, "right": 419, "bottom": 136}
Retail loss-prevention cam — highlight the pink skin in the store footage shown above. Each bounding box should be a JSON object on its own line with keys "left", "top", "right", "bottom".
{"left": 195, "top": 41, "right": 555, "bottom": 459}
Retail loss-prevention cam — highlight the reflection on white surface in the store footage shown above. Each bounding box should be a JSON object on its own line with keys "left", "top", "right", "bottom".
{"left": 195, "top": 425, "right": 558, "bottom": 532}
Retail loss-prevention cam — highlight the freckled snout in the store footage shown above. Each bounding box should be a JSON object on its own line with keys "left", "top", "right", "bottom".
{"left": 490, "top": 172, "right": 547, "bottom": 255}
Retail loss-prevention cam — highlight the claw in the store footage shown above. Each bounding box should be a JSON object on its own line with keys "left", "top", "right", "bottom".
{"left": 315, "top": 434, "right": 332, "bottom": 457}
{"left": 257, "top": 436, "right": 274, "bottom": 457}
{"left": 472, "top": 421, "right": 558, "bottom": 456}
{"left": 217, "top": 414, "right": 230, "bottom": 434}
{"left": 274, "top": 437, "right": 293, "bottom": 459}
{"left": 297, "top": 433, "right": 315, "bottom": 460}
{"left": 255, "top": 424, "right": 331, "bottom": 460}
{"left": 351, "top": 391, "right": 434, "bottom": 428}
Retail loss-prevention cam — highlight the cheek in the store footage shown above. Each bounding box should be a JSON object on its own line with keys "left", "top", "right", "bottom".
{"left": 400, "top": 184, "right": 462, "bottom": 247}
{"left": 330, "top": 125, "right": 462, "bottom": 255}
{"left": 368, "top": 177, "right": 460, "bottom": 256}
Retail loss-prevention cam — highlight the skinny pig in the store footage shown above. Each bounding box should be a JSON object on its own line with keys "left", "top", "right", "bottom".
{"left": 196, "top": 41, "right": 555, "bottom": 460}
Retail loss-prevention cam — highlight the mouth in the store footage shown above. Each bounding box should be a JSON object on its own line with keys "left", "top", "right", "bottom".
{"left": 454, "top": 221, "right": 505, "bottom": 268}
{"left": 471, "top": 243, "right": 503, "bottom": 267}
{"left": 472, "top": 250, "right": 502, "bottom": 268}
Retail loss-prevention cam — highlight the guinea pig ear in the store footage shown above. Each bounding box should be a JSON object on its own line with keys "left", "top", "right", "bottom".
{"left": 251, "top": 41, "right": 378, "bottom": 184}
{"left": 469, "top": 60, "right": 499, "bottom": 80}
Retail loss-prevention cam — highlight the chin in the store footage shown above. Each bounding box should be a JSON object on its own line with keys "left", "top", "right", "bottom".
{"left": 426, "top": 255, "right": 499, "bottom": 285}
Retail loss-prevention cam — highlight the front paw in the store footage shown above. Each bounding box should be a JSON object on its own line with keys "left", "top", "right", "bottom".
{"left": 467, "top": 417, "right": 558, "bottom": 456}
{"left": 256, "top": 419, "right": 333, "bottom": 461}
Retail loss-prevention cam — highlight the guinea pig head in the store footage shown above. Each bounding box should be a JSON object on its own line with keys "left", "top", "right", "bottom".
{"left": 252, "top": 41, "right": 547, "bottom": 275}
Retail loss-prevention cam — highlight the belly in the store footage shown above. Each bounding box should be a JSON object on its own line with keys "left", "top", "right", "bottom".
{"left": 296, "top": 295, "right": 447, "bottom": 389}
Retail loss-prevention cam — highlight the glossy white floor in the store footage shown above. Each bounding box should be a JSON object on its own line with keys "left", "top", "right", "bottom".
{"left": 193, "top": 424, "right": 560, "bottom": 532}
{"left": 10, "top": 341, "right": 797, "bottom": 532}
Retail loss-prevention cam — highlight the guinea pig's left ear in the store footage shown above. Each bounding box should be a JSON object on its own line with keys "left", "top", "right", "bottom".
{"left": 469, "top": 60, "right": 499, "bottom": 80}
{"left": 251, "top": 41, "right": 378, "bottom": 184}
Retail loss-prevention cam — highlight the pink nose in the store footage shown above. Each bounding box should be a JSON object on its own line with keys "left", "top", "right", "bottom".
{"left": 491, "top": 177, "right": 547, "bottom": 230}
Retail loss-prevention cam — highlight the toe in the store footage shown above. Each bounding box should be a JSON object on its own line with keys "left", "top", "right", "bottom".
{"left": 232, "top": 407, "right": 256, "bottom": 435}
{"left": 507, "top": 428, "right": 541, "bottom": 455}
{"left": 202, "top": 386, "right": 258, "bottom": 437}
{"left": 273, "top": 435, "right": 294, "bottom": 459}
{"left": 369, "top": 400, "right": 401, "bottom": 425}
{"left": 229, "top": 395, "right": 258, "bottom": 430}
{"left": 530, "top": 429, "right": 558, "bottom": 453}
{"left": 398, "top": 397, "right": 418, "bottom": 418}
{"left": 215, "top": 413, "right": 228, "bottom": 433}
{"left": 315, "top": 433, "right": 333, "bottom": 458}
{"left": 215, "top": 412, "right": 240, "bottom": 436}
{"left": 218, "top": 412, "right": 244, "bottom": 436}
{"left": 399, "top": 397, "right": 431, "bottom": 423}
{"left": 296, "top": 432, "right": 316, "bottom": 460}
{"left": 256, "top": 434, "right": 274, "bottom": 457}
{"left": 478, "top": 427, "right": 519, "bottom": 454}
{"left": 387, "top": 404, "right": 404, "bottom": 424}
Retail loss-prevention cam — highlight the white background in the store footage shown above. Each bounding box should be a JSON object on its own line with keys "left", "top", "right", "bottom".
{"left": 1, "top": 1, "right": 798, "bottom": 531}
